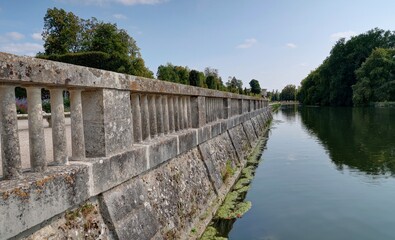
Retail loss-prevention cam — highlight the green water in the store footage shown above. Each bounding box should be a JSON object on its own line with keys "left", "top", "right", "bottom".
{"left": 229, "top": 106, "right": 395, "bottom": 240}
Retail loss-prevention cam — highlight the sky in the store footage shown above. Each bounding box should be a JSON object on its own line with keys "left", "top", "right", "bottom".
{"left": 1, "top": 0, "right": 395, "bottom": 91}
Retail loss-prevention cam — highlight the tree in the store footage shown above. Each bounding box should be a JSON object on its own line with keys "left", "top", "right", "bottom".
{"left": 226, "top": 76, "right": 243, "bottom": 93}
{"left": 189, "top": 70, "right": 205, "bottom": 87}
{"left": 353, "top": 48, "right": 395, "bottom": 105}
{"left": 42, "top": 7, "right": 80, "bottom": 54}
{"left": 298, "top": 28, "right": 395, "bottom": 106}
{"left": 40, "top": 8, "right": 152, "bottom": 78}
{"left": 280, "top": 85, "right": 297, "bottom": 101}
{"left": 204, "top": 67, "right": 225, "bottom": 90}
{"left": 249, "top": 79, "right": 261, "bottom": 95}
{"left": 156, "top": 63, "right": 189, "bottom": 84}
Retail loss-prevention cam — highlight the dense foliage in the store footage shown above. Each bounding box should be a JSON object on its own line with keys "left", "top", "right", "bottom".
{"left": 249, "top": 79, "right": 261, "bottom": 95}
{"left": 298, "top": 28, "right": 395, "bottom": 106}
{"left": 38, "top": 7, "right": 153, "bottom": 78}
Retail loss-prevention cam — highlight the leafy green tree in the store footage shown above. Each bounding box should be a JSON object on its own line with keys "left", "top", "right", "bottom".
{"left": 280, "top": 84, "right": 297, "bottom": 101}
{"left": 226, "top": 76, "right": 243, "bottom": 93}
{"left": 189, "top": 69, "right": 205, "bottom": 87}
{"left": 249, "top": 79, "right": 261, "bottom": 95}
{"left": 204, "top": 67, "right": 224, "bottom": 90}
{"left": 40, "top": 8, "right": 152, "bottom": 78}
{"left": 353, "top": 48, "right": 395, "bottom": 105}
{"left": 157, "top": 63, "right": 189, "bottom": 84}
{"left": 298, "top": 28, "right": 395, "bottom": 106}
{"left": 43, "top": 7, "right": 80, "bottom": 54}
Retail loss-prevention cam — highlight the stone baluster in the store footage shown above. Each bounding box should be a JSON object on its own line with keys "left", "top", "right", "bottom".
{"left": 174, "top": 96, "right": 179, "bottom": 131}
{"left": 140, "top": 94, "right": 150, "bottom": 141}
{"left": 131, "top": 94, "right": 142, "bottom": 143}
{"left": 187, "top": 96, "right": 192, "bottom": 128}
{"left": 224, "top": 98, "right": 230, "bottom": 119}
{"left": 70, "top": 89, "right": 85, "bottom": 160}
{"left": 156, "top": 95, "right": 164, "bottom": 136}
{"left": 168, "top": 96, "right": 175, "bottom": 133}
{"left": 148, "top": 95, "right": 157, "bottom": 138}
{"left": 0, "top": 85, "right": 22, "bottom": 179}
{"left": 50, "top": 88, "right": 68, "bottom": 165}
{"left": 183, "top": 97, "right": 188, "bottom": 129}
{"left": 26, "top": 87, "right": 46, "bottom": 171}
{"left": 178, "top": 96, "right": 185, "bottom": 130}
{"left": 163, "top": 95, "right": 169, "bottom": 134}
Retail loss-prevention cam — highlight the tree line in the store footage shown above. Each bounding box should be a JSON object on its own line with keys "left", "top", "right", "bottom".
{"left": 36, "top": 8, "right": 262, "bottom": 96}
{"left": 297, "top": 28, "right": 395, "bottom": 106}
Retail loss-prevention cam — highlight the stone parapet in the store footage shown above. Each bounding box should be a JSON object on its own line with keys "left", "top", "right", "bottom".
{"left": 0, "top": 52, "right": 270, "bottom": 239}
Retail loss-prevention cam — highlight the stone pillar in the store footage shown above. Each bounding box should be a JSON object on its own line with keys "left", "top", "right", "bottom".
{"left": 183, "top": 97, "right": 188, "bottom": 129}
{"left": 148, "top": 95, "right": 157, "bottom": 138}
{"left": 238, "top": 99, "right": 242, "bottom": 114}
{"left": 163, "top": 95, "right": 169, "bottom": 134}
{"left": 141, "top": 94, "right": 150, "bottom": 141}
{"left": 174, "top": 96, "right": 179, "bottom": 131}
{"left": 156, "top": 95, "right": 164, "bottom": 136}
{"left": 131, "top": 94, "right": 142, "bottom": 143}
{"left": 82, "top": 89, "right": 133, "bottom": 157}
{"left": 50, "top": 88, "right": 68, "bottom": 165}
{"left": 70, "top": 89, "right": 85, "bottom": 160}
{"left": 180, "top": 96, "right": 184, "bottom": 130}
{"left": 168, "top": 96, "right": 175, "bottom": 133}
{"left": 26, "top": 87, "right": 46, "bottom": 172}
{"left": 0, "top": 86, "right": 22, "bottom": 179}
{"left": 223, "top": 98, "right": 231, "bottom": 119}
{"left": 191, "top": 96, "right": 206, "bottom": 128}
{"left": 187, "top": 96, "right": 192, "bottom": 128}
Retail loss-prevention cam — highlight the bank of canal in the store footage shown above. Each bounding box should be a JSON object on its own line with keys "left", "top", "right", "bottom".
{"left": 206, "top": 106, "right": 395, "bottom": 239}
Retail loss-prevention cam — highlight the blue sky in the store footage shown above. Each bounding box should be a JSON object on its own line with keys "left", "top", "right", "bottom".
{"left": 1, "top": 0, "right": 395, "bottom": 91}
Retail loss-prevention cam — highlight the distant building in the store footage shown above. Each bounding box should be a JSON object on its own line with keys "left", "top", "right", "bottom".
{"left": 261, "top": 89, "right": 267, "bottom": 99}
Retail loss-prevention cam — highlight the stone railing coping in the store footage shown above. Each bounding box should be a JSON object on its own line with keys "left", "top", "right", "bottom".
{"left": 0, "top": 52, "right": 263, "bottom": 100}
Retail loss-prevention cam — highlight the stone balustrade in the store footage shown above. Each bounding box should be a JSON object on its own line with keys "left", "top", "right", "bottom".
{"left": 0, "top": 52, "right": 269, "bottom": 240}
{"left": 0, "top": 52, "right": 267, "bottom": 180}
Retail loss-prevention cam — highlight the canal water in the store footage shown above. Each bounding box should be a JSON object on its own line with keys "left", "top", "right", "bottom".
{"left": 228, "top": 106, "right": 395, "bottom": 240}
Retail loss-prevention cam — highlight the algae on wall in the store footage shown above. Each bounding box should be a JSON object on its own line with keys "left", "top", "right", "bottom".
{"left": 200, "top": 133, "right": 270, "bottom": 240}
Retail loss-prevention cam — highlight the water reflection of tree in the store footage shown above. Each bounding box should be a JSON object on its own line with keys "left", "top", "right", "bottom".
{"left": 299, "top": 107, "right": 395, "bottom": 176}
{"left": 280, "top": 105, "right": 298, "bottom": 123}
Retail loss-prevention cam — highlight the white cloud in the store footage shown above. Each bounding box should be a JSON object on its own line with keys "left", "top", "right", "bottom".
{"left": 330, "top": 31, "right": 356, "bottom": 41}
{"left": 6, "top": 32, "right": 25, "bottom": 41}
{"left": 32, "top": 32, "right": 42, "bottom": 41}
{"left": 113, "top": 13, "right": 127, "bottom": 19}
{"left": 298, "top": 63, "right": 308, "bottom": 67}
{"left": 286, "top": 43, "right": 297, "bottom": 48}
{"left": 237, "top": 38, "right": 257, "bottom": 49}
{"left": 0, "top": 43, "right": 44, "bottom": 56}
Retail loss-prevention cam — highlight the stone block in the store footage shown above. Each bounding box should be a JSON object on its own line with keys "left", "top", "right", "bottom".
{"left": 177, "top": 129, "right": 198, "bottom": 154}
{"left": 100, "top": 178, "right": 161, "bottom": 240}
{"left": 226, "top": 117, "right": 235, "bottom": 130}
{"left": 90, "top": 146, "right": 147, "bottom": 195}
{"left": 227, "top": 124, "right": 250, "bottom": 163}
{"left": 198, "top": 125, "right": 212, "bottom": 144}
{"left": 103, "top": 118, "right": 133, "bottom": 155}
{"left": 147, "top": 136, "right": 178, "bottom": 168}
{"left": 141, "top": 148, "right": 216, "bottom": 239}
{"left": 220, "top": 119, "right": 227, "bottom": 133}
{"left": 0, "top": 165, "right": 90, "bottom": 240}
{"left": 198, "top": 132, "right": 239, "bottom": 192}
{"left": 242, "top": 120, "right": 258, "bottom": 146}
{"left": 211, "top": 122, "right": 222, "bottom": 138}
{"left": 250, "top": 116, "right": 262, "bottom": 136}
{"left": 83, "top": 122, "right": 106, "bottom": 157}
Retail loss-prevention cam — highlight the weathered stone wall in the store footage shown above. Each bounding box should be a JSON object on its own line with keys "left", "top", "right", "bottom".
{"left": 0, "top": 52, "right": 271, "bottom": 239}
